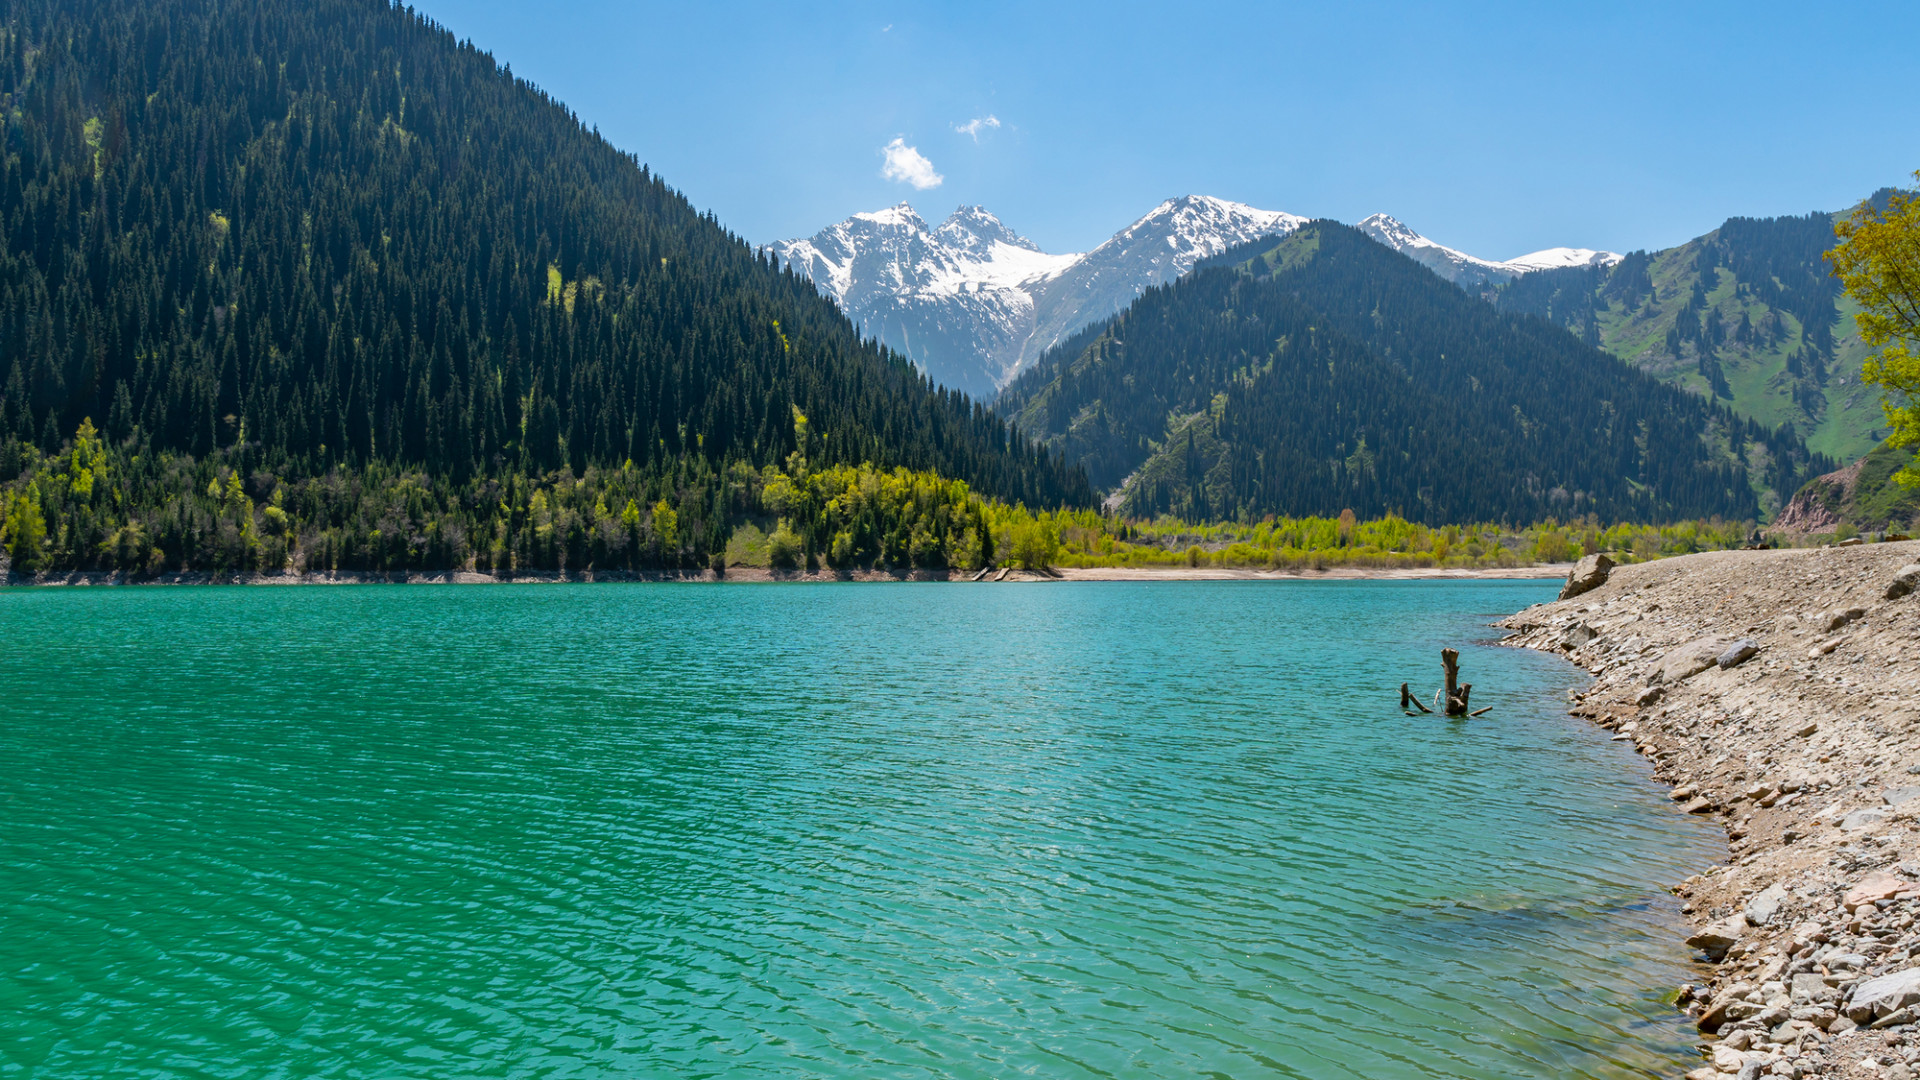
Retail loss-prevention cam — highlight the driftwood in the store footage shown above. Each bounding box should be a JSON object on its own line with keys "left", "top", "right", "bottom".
{"left": 1401, "top": 682, "right": 1432, "bottom": 714}
{"left": 1469, "top": 705, "right": 1492, "bottom": 717}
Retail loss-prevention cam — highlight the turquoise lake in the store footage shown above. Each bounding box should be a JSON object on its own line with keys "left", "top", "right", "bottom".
{"left": 0, "top": 581, "right": 1721, "bottom": 1078}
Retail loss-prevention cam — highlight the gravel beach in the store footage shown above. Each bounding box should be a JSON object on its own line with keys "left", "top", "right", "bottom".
{"left": 1501, "top": 543, "right": 1920, "bottom": 1080}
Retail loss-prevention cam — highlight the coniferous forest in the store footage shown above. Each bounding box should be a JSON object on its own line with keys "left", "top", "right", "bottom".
{"left": 0, "top": 0, "right": 1089, "bottom": 574}
{"left": 999, "top": 223, "right": 1830, "bottom": 524}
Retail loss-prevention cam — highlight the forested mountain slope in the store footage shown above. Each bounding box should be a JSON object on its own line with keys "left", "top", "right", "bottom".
{"left": 0, "top": 0, "right": 1086, "bottom": 548}
{"left": 1493, "top": 196, "right": 1905, "bottom": 463}
{"left": 999, "top": 223, "right": 1827, "bottom": 524}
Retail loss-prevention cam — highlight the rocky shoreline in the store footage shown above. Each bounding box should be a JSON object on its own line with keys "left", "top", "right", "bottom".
{"left": 1500, "top": 543, "right": 1920, "bottom": 1080}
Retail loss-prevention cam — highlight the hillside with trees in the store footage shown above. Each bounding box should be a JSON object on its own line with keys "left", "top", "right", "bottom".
{"left": 1493, "top": 195, "right": 1908, "bottom": 463}
{"left": 998, "top": 222, "right": 1827, "bottom": 524}
{"left": 0, "top": 0, "right": 1087, "bottom": 575}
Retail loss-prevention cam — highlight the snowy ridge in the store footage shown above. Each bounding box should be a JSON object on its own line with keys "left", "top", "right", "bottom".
{"left": 771, "top": 200, "right": 1613, "bottom": 398}
{"left": 1356, "top": 213, "right": 1621, "bottom": 287}
{"left": 768, "top": 196, "right": 1305, "bottom": 399}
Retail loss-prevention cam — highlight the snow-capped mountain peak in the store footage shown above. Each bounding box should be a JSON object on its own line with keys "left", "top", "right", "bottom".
{"left": 769, "top": 195, "right": 1307, "bottom": 398}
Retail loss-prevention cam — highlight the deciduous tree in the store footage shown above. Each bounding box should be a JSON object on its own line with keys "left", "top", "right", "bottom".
{"left": 1832, "top": 176, "right": 1920, "bottom": 486}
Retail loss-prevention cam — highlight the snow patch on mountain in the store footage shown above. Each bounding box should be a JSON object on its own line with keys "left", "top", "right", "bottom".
{"left": 1501, "top": 246, "right": 1625, "bottom": 273}
{"left": 1356, "top": 213, "right": 1621, "bottom": 287}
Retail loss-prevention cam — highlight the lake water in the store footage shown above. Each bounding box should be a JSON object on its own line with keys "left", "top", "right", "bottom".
{"left": 0, "top": 581, "right": 1720, "bottom": 1079}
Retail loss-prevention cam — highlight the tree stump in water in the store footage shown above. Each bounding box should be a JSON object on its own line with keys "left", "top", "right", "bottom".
{"left": 1441, "top": 648, "right": 1472, "bottom": 716}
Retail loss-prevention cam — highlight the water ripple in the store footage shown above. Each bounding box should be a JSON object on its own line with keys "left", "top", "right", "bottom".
{"left": 0, "top": 581, "right": 1721, "bottom": 1078}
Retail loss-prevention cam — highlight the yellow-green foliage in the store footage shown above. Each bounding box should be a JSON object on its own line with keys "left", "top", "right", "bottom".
{"left": 758, "top": 462, "right": 991, "bottom": 570}
{"left": 983, "top": 510, "right": 1756, "bottom": 571}
{"left": 0, "top": 417, "right": 1761, "bottom": 578}
{"left": 1832, "top": 176, "right": 1920, "bottom": 487}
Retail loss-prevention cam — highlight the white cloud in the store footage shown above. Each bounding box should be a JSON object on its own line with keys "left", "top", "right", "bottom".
{"left": 954, "top": 115, "right": 1001, "bottom": 142}
{"left": 879, "top": 138, "right": 943, "bottom": 190}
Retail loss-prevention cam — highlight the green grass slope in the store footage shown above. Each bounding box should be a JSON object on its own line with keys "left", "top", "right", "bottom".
{"left": 1495, "top": 200, "right": 1903, "bottom": 463}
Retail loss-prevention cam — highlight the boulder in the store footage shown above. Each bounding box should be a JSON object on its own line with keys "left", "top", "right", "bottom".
{"left": 1744, "top": 882, "right": 1789, "bottom": 927}
{"left": 1846, "top": 966, "right": 1920, "bottom": 1022}
{"left": 1558, "top": 553, "right": 1613, "bottom": 600}
{"left": 1718, "top": 638, "right": 1760, "bottom": 669}
{"left": 1686, "top": 916, "right": 1745, "bottom": 961}
{"left": 1889, "top": 563, "right": 1920, "bottom": 601}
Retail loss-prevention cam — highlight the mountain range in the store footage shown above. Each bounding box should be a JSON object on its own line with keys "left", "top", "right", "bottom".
{"left": 768, "top": 196, "right": 1307, "bottom": 399}
{"left": 997, "top": 221, "right": 1823, "bottom": 525}
{"left": 771, "top": 199, "right": 1620, "bottom": 399}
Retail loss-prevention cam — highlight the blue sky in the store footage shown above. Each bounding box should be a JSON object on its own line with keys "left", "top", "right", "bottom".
{"left": 412, "top": 0, "right": 1919, "bottom": 259}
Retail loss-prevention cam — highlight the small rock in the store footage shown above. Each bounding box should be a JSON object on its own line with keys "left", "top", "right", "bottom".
{"left": 1886, "top": 788, "right": 1920, "bottom": 808}
{"left": 1689, "top": 916, "right": 1747, "bottom": 961}
{"left": 1889, "top": 564, "right": 1920, "bottom": 601}
{"left": 1845, "top": 809, "right": 1893, "bottom": 831}
{"left": 1683, "top": 796, "right": 1716, "bottom": 814}
{"left": 1794, "top": 972, "right": 1839, "bottom": 1005}
{"left": 1656, "top": 636, "right": 1738, "bottom": 684}
{"left": 1636, "top": 686, "right": 1665, "bottom": 707}
{"left": 1747, "top": 883, "right": 1791, "bottom": 927}
{"left": 1874, "top": 1006, "right": 1919, "bottom": 1030}
{"left": 1559, "top": 553, "right": 1614, "bottom": 600}
{"left": 1798, "top": 722, "right": 1820, "bottom": 738}
{"left": 1719, "top": 638, "right": 1761, "bottom": 669}
{"left": 1563, "top": 622, "right": 1598, "bottom": 649}
{"left": 1847, "top": 871, "right": 1910, "bottom": 910}
{"left": 1850, "top": 967, "right": 1920, "bottom": 1021}
{"left": 1672, "top": 786, "right": 1698, "bottom": 800}
{"left": 1824, "top": 606, "right": 1868, "bottom": 633}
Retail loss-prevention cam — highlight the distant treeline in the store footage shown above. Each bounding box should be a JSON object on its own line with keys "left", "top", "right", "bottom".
{"left": 0, "top": 414, "right": 1062, "bottom": 575}
{"left": 2, "top": 416, "right": 1758, "bottom": 577}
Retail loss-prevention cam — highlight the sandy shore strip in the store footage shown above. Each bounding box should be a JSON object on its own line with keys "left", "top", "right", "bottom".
{"left": 5, "top": 563, "right": 1576, "bottom": 586}
{"left": 1500, "top": 543, "right": 1920, "bottom": 1080}
{"left": 1054, "top": 563, "right": 1570, "bottom": 581}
